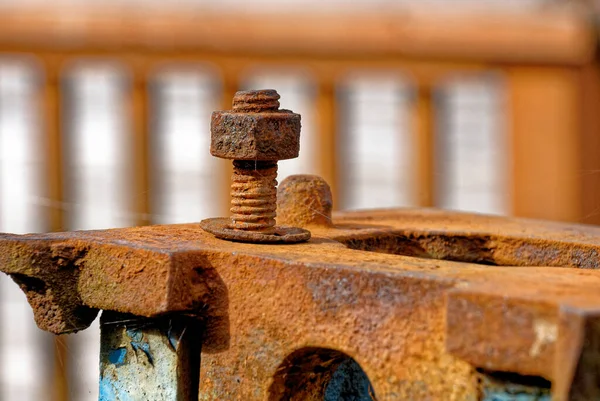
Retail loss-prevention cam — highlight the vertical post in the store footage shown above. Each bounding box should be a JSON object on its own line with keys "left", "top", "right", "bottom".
{"left": 42, "top": 57, "right": 69, "bottom": 401}
{"left": 412, "top": 84, "right": 435, "bottom": 207}
{"left": 579, "top": 64, "right": 600, "bottom": 226}
{"left": 507, "top": 66, "right": 581, "bottom": 222}
{"left": 315, "top": 77, "right": 338, "bottom": 209}
{"left": 131, "top": 69, "right": 151, "bottom": 226}
{"left": 44, "top": 60, "right": 64, "bottom": 232}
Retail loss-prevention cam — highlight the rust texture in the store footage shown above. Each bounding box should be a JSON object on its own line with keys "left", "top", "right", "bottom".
{"left": 203, "top": 89, "right": 310, "bottom": 243}
{"left": 3, "top": 196, "right": 600, "bottom": 398}
{"left": 0, "top": 235, "right": 99, "bottom": 333}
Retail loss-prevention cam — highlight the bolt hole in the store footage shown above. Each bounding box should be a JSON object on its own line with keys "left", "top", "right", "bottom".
{"left": 268, "top": 347, "right": 377, "bottom": 400}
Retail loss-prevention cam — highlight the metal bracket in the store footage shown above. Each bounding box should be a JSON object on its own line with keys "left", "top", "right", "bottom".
{"left": 1, "top": 176, "right": 600, "bottom": 399}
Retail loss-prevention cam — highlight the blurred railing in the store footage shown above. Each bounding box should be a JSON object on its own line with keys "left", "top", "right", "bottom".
{"left": 0, "top": 4, "right": 598, "bottom": 400}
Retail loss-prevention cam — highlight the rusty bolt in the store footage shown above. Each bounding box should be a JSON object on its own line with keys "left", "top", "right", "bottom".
{"left": 201, "top": 89, "right": 311, "bottom": 244}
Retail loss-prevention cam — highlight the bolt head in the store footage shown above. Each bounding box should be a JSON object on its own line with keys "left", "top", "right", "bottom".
{"left": 277, "top": 175, "right": 333, "bottom": 227}
{"left": 210, "top": 110, "right": 301, "bottom": 161}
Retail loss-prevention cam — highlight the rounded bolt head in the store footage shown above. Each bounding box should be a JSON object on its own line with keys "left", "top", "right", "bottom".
{"left": 277, "top": 175, "right": 333, "bottom": 227}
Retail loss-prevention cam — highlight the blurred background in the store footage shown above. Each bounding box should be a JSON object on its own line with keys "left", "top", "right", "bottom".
{"left": 0, "top": 0, "right": 599, "bottom": 399}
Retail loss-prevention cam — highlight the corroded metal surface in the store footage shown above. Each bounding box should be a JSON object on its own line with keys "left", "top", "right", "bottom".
{"left": 0, "top": 235, "right": 100, "bottom": 333}
{"left": 0, "top": 226, "right": 211, "bottom": 333}
{"left": 3, "top": 203, "right": 600, "bottom": 398}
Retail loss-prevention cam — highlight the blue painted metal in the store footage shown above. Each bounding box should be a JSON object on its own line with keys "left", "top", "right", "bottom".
{"left": 99, "top": 312, "right": 201, "bottom": 401}
{"left": 324, "top": 358, "right": 376, "bottom": 401}
{"left": 481, "top": 373, "right": 552, "bottom": 401}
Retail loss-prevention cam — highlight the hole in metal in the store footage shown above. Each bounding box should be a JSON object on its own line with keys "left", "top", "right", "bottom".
{"left": 268, "top": 347, "right": 377, "bottom": 400}
{"left": 478, "top": 370, "right": 551, "bottom": 400}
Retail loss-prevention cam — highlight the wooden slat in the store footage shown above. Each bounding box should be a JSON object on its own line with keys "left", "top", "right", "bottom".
{"left": 412, "top": 85, "right": 435, "bottom": 207}
{"left": 41, "top": 57, "right": 69, "bottom": 401}
{"left": 0, "top": 7, "right": 593, "bottom": 65}
{"left": 315, "top": 77, "right": 338, "bottom": 209}
{"left": 131, "top": 68, "right": 150, "bottom": 226}
{"left": 508, "top": 66, "right": 582, "bottom": 222}
{"left": 580, "top": 64, "right": 600, "bottom": 226}
{"left": 44, "top": 59, "right": 64, "bottom": 232}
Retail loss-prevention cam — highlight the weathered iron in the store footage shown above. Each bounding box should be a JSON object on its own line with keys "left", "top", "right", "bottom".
{"left": 2, "top": 98, "right": 600, "bottom": 399}
{"left": 200, "top": 89, "right": 310, "bottom": 244}
{"left": 2, "top": 183, "right": 600, "bottom": 399}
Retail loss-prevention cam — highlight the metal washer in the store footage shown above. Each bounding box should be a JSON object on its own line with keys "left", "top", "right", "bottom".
{"left": 200, "top": 217, "right": 311, "bottom": 244}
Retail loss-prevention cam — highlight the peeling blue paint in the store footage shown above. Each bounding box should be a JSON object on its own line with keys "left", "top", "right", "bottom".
{"left": 100, "top": 375, "right": 135, "bottom": 401}
{"left": 324, "top": 358, "right": 375, "bottom": 401}
{"left": 482, "top": 390, "right": 551, "bottom": 401}
{"left": 481, "top": 374, "right": 551, "bottom": 401}
{"left": 127, "top": 328, "right": 154, "bottom": 366}
{"left": 100, "top": 312, "right": 200, "bottom": 400}
{"left": 126, "top": 328, "right": 143, "bottom": 342}
{"left": 108, "top": 348, "right": 127, "bottom": 366}
{"left": 167, "top": 323, "right": 179, "bottom": 351}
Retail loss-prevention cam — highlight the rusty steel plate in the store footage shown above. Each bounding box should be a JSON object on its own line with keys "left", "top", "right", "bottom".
{"left": 2, "top": 208, "right": 600, "bottom": 399}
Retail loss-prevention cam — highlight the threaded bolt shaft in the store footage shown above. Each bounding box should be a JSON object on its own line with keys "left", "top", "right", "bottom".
{"left": 232, "top": 89, "right": 280, "bottom": 113}
{"left": 229, "top": 160, "right": 278, "bottom": 231}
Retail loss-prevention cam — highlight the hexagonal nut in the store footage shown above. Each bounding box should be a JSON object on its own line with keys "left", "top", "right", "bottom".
{"left": 210, "top": 110, "right": 301, "bottom": 160}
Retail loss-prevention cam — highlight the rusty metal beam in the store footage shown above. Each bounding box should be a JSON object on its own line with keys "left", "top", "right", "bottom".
{"left": 3, "top": 196, "right": 600, "bottom": 398}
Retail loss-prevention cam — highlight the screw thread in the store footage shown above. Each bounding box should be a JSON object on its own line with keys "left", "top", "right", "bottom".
{"left": 232, "top": 89, "right": 280, "bottom": 113}
{"left": 229, "top": 160, "right": 278, "bottom": 231}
